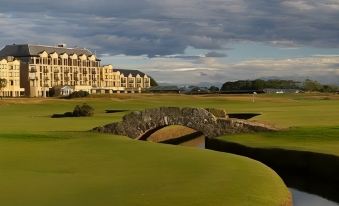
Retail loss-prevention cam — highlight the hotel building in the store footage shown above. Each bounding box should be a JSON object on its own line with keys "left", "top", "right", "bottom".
{"left": 0, "top": 44, "right": 151, "bottom": 97}
{"left": 0, "top": 56, "right": 24, "bottom": 97}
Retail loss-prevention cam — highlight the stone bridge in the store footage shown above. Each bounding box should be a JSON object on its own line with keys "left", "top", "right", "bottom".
{"left": 93, "top": 107, "right": 277, "bottom": 140}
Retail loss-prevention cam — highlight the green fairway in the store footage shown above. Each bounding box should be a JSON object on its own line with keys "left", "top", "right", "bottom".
{"left": 1, "top": 93, "right": 338, "bottom": 205}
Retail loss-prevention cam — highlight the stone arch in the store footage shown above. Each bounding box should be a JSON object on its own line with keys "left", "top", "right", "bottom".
{"left": 141, "top": 124, "right": 204, "bottom": 145}
{"left": 94, "top": 107, "right": 277, "bottom": 140}
{"left": 97, "top": 107, "right": 219, "bottom": 139}
{"left": 137, "top": 122, "right": 208, "bottom": 141}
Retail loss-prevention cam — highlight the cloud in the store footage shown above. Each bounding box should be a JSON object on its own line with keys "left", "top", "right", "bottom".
{"left": 0, "top": 0, "right": 339, "bottom": 56}
{"left": 199, "top": 72, "right": 208, "bottom": 76}
{"left": 111, "top": 55, "right": 339, "bottom": 84}
{"left": 205, "top": 51, "right": 227, "bottom": 58}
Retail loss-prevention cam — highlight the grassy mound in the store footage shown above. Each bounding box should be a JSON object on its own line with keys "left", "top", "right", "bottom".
{"left": 0, "top": 132, "right": 290, "bottom": 206}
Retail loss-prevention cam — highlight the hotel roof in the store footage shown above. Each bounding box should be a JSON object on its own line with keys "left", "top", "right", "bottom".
{"left": 0, "top": 44, "right": 94, "bottom": 58}
{"left": 117, "top": 69, "right": 147, "bottom": 77}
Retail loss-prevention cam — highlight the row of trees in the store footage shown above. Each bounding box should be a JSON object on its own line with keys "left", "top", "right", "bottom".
{"left": 302, "top": 79, "right": 338, "bottom": 92}
{"left": 219, "top": 79, "right": 338, "bottom": 92}
{"left": 221, "top": 79, "right": 300, "bottom": 91}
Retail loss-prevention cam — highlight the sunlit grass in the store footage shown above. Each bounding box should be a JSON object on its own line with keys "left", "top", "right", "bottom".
{"left": 1, "top": 93, "right": 338, "bottom": 205}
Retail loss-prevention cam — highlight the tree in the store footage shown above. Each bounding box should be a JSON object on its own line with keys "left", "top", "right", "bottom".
{"left": 221, "top": 79, "right": 301, "bottom": 91}
{"left": 320, "top": 84, "right": 338, "bottom": 93}
{"left": 303, "top": 79, "right": 322, "bottom": 92}
{"left": 209, "top": 86, "right": 220, "bottom": 92}
{"left": 0, "top": 78, "right": 7, "bottom": 99}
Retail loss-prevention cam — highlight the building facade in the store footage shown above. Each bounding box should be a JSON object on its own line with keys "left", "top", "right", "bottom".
{"left": 0, "top": 44, "right": 151, "bottom": 97}
{"left": 0, "top": 56, "right": 24, "bottom": 97}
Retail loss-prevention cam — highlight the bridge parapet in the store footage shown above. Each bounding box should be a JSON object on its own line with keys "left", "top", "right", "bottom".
{"left": 93, "top": 107, "right": 276, "bottom": 139}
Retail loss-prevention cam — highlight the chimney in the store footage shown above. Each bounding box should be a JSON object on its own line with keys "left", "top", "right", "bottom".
{"left": 57, "top": 43, "right": 67, "bottom": 48}
{"left": 7, "top": 56, "right": 14, "bottom": 62}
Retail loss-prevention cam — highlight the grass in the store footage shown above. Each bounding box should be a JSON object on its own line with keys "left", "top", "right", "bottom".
{"left": 148, "top": 125, "right": 197, "bottom": 142}
{"left": 0, "top": 132, "right": 289, "bottom": 206}
{"left": 1, "top": 93, "right": 339, "bottom": 205}
{"left": 217, "top": 127, "right": 339, "bottom": 156}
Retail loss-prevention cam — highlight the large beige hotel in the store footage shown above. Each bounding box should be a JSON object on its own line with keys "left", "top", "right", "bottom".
{"left": 0, "top": 44, "right": 151, "bottom": 97}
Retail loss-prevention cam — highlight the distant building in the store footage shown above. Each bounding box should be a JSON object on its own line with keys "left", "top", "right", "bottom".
{"left": 60, "top": 85, "right": 74, "bottom": 96}
{"left": 147, "top": 86, "right": 180, "bottom": 93}
{"left": 0, "top": 44, "right": 151, "bottom": 97}
{"left": 263, "top": 88, "right": 301, "bottom": 94}
{"left": 180, "top": 86, "right": 210, "bottom": 94}
{"left": 118, "top": 69, "right": 151, "bottom": 93}
{"left": 0, "top": 56, "right": 25, "bottom": 97}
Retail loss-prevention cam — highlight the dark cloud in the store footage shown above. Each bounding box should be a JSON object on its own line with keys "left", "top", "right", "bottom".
{"left": 0, "top": 0, "right": 339, "bottom": 56}
{"left": 205, "top": 52, "right": 227, "bottom": 58}
{"left": 199, "top": 72, "right": 208, "bottom": 76}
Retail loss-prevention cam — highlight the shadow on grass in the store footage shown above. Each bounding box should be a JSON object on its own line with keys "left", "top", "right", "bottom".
{"left": 206, "top": 138, "right": 339, "bottom": 203}
{"left": 159, "top": 131, "right": 203, "bottom": 145}
{"left": 105, "top": 110, "right": 128, "bottom": 113}
{"left": 228, "top": 113, "right": 261, "bottom": 120}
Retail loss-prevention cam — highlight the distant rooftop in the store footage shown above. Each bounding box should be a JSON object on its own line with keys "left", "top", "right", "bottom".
{"left": 148, "top": 86, "right": 179, "bottom": 91}
{"left": 117, "top": 69, "right": 147, "bottom": 77}
{"left": 0, "top": 44, "right": 94, "bottom": 58}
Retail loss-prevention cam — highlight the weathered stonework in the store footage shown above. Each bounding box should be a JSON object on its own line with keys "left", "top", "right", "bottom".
{"left": 93, "top": 107, "right": 277, "bottom": 139}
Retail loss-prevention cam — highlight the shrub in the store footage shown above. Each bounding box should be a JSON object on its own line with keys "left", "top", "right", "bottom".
{"left": 64, "top": 112, "right": 74, "bottom": 117}
{"left": 51, "top": 104, "right": 94, "bottom": 118}
{"left": 73, "top": 105, "right": 82, "bottom": 117}
{"left": 51, "top": 114, "right": 65, "bottom": 118}
{"left": 67, "top": 91, "right": 90, "bottom": 99}
{"left": 73, "top": 103, "right": 94, "bottom": 117}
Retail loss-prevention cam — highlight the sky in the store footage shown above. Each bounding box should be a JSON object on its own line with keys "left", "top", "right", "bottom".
{"left": 0, "top": 0, "right": 339, "bottom": 85}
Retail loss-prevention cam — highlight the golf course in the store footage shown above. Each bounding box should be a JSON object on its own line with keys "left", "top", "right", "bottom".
{"left": 1, "top": 93, "right": 338, "bottom": 206}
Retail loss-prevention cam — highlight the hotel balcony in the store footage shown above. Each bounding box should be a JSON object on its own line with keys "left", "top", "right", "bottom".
{"left": 30, "top": 68, "right": 37, "bottom": 73}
